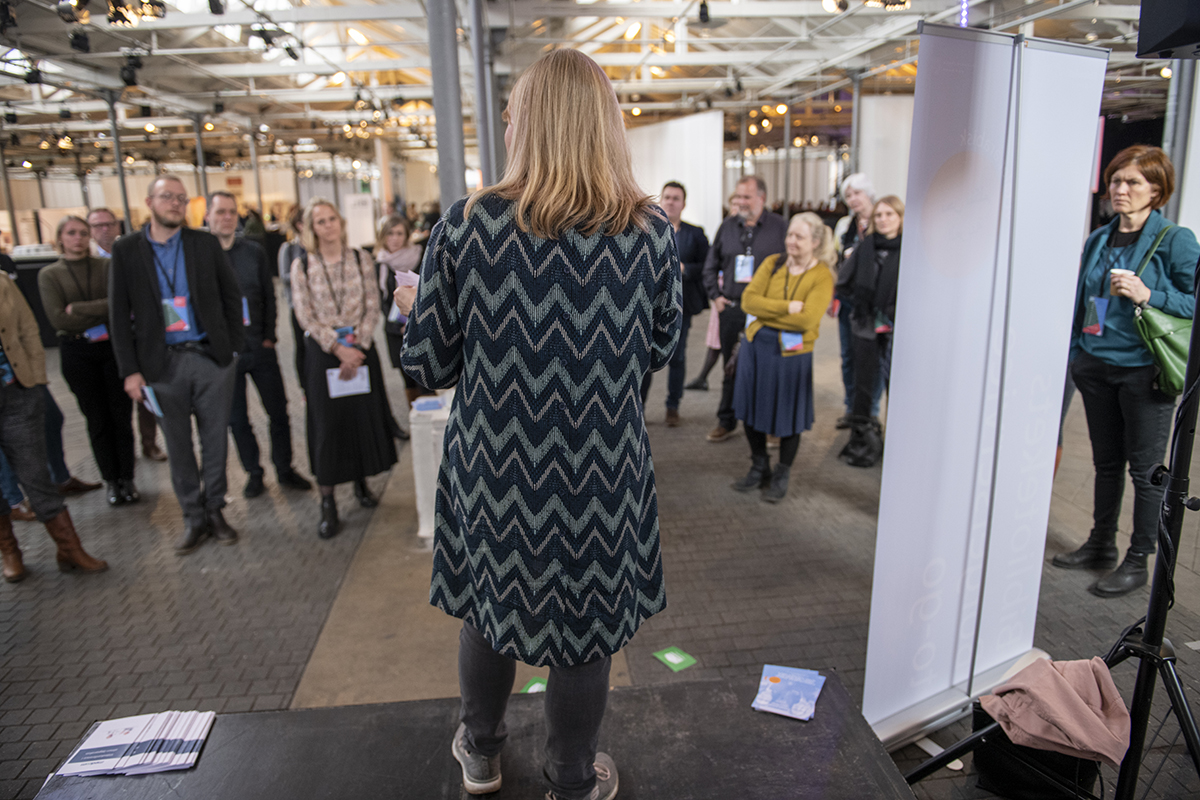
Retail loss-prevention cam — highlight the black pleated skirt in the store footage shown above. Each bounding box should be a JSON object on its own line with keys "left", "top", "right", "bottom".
{"left": 303, "top": 337, "right": 398, "bottom": 486}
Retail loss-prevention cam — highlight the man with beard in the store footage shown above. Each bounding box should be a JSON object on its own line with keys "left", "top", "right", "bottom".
{"left": 109, "top": 176, "right": 245, "bottom": 554}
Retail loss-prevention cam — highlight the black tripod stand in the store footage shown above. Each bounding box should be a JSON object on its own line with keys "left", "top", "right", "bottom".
{"left": 907, "top": 271, "right": 1200, "bottom": 797}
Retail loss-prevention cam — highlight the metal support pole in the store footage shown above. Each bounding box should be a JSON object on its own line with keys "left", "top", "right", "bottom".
{"left": 427, "top": 0, "right": 468, "bottom": 207}
{"left": 799, "top": 147, "right": 807, "bottom": 207}
{"left": 35, "top": 171, "right": 45, "bottom": 209}
{"left": 102, "top": 90, "right": 132, "bottom": 228}
{"left": 468, "top": 0, "right": 495, "bottom": 185}
{"left": 850, "top": 72, "right": 863, "bottom": 176}
{"left": 739, "top": 114, "right": 747, "bottom": 177}
{"left": 192, "top": 113, "right": 208, "bottom": 201}
{"left": 0, "top": 136, "right": 19, "bottom": 246}
{"left": 248, "top": 134, "right": 264, "bottom": 215}
{"left": 783, "top": 109, "right": 791, "bottom": 213}
{"left": 329, "top": 150, "right": 340, "bottom": 207}
{"left": 1164, "top": 60, "right": 1194, "bottom": 224}
{"left": 74, "top": 151, "right": 89, "bottom": 208}
{"left": 291, "top": 147, "right": 301, "bottom": 205}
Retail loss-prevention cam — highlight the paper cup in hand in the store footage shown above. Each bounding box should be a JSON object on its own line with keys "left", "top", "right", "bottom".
{"left": 1110, "top": 268, "right": 1134, "bottom": 295}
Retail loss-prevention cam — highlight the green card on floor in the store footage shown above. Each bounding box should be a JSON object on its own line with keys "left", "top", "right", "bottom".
{"left": 521, "top": 677, "right": 547, "bottom": 693}
{"left": 653, "top": 647, "right": 697, "bottom": 672}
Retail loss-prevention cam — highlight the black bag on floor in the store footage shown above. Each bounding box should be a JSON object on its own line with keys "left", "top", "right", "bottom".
{"left": 972, "top": 703, "right": 1100, "bottom": 800}
{"left": 839, "top": 416, "right": 883, "bottom": 467}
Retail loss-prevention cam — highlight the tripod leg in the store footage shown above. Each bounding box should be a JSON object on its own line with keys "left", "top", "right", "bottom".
{"left": 1116, "top": 657, "right": 1160, "bottom": 800}
{"left": 1158, "top": 660, "right": 1200, "bottom": 776}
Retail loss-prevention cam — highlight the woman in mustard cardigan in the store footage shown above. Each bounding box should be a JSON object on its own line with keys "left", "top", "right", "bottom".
{"left": 732, "top": 212, "right": 836, "bottom": 502}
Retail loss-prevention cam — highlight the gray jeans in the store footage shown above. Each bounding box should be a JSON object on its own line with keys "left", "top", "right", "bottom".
{"left": 150, "top": 348, "right": 237, "bottom": 525}
{"left": 0, "top": 382, "right": 64, "bottom": 521}
{"left": 458, "top": 622, "right": 611, "bottom": 800}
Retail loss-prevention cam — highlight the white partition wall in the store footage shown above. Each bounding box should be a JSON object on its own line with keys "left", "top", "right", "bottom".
{"left": 861, "top": 24, "right": 1108, "bottom": 748}
{"left": 627, "top": 111, "right": 725, "bottom": 240}
{"left": 858, "top": 95, "right": 915, "bottom": 201}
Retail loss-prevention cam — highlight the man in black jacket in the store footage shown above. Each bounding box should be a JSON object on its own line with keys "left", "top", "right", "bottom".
{"left": 701, "top": 175, "right": 788, "bottom": 442}
{"left": 658, "top": 181, "right": 709, "bottom": 426}
{"left": 206, "top": 191, "right": 311, "bottom": 499}
{"left": 109, "top": 175, "right": 245, "bottom": 554}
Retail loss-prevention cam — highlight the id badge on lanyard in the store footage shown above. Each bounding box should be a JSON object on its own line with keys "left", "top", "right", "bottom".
{"left": 735, "top": 254, "right": 755, "bottom": 284}
{"left": 1082, "top": 296, "right": 1109, "bottom": 336}
{"left": 163, "top": 296, "right": 192, "bottom": 333}
{"left": 241, "top": 297, "right": 251, "bottom": 327}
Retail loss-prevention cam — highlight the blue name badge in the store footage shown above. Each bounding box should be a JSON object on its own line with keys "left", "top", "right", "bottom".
{"left": 1082, "top": 296, "right": 1109, "bottom": 336}
{"left": 335, "top": 325, "right": 357, "bottom": 347}
{"left": 241, "top": 297, "right": 251, "bottom": 327}
{"left": 780, "top": 331, "right": 806, "bottom": 353}
{"left": 163, "top": 296, "right": 192, "bottom": 333}
{"left": 83, "top": 323, "right": 109, "bottom": 343}
{"left": 735, "top": 254, "right": 755, "bottom": 283}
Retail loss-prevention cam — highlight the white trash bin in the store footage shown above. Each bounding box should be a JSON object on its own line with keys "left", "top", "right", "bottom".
{"left": 408, "top": 389, "right": 453, "bottom": 540}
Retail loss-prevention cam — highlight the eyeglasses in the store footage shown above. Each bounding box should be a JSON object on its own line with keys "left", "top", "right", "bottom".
{"left": 152, "top": 193, "right": 189, "bottom": 206}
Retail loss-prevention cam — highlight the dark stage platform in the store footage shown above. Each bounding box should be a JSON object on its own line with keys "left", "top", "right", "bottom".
{"left": 37, "top": 675, "right": 914, "bottom": 799}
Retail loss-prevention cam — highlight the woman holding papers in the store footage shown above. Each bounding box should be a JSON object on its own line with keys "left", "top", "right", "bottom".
{"left": 1055, "top": 145, "right": 1200, "bottom": 597}
{"left": 400, "top": 49, "right": 680, "bottom": 800}
{"left": 291, "top": 198, "right": 397, "bottom": 539}
{"left": 375, "top": 215, "right": 434, "bottom": 408}
{"left": 0, "top": 270, "right": 107, "bottom": 582}
{"left": 731, "top": 212, "right": 836, "bottom": 502}
{"left": 835, "top": 195, "right": 905, "bottom": 469}
{"left": 38, "top": 215, "right": 138, "bottom": 507}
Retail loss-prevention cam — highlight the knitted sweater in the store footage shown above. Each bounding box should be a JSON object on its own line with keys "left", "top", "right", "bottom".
{"left": 402, "top": 194, "right": 682, "bottom": 666}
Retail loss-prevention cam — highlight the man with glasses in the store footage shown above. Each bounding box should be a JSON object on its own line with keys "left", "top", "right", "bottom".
{"left": 90, "top": 206, "right": 168, "bottom": 462}
{"left": 109, "top": 176, "right": 245, "bottom": 554}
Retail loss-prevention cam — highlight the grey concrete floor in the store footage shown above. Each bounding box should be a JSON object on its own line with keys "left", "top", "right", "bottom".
{"left": 3, "top": 288, "right": 1200, "bottom": 799}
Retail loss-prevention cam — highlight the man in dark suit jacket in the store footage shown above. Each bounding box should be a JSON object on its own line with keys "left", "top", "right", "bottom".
{"left": 109, "top": 174, "right": 246, "bottom": 554}
{"left": 656, "top": 181, "right": 709, "bottom": 426}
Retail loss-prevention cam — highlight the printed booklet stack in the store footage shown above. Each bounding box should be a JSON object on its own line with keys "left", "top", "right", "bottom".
{"left": 751, "top": 665, "right": 826, "bottom": 721}
{"left": 57, "top": 710, "right": 216, "bottom": 777}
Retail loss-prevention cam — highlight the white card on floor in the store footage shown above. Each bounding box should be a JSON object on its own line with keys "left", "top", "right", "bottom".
{"left": 326, "top": 366, "right": 370, "bottom": 398}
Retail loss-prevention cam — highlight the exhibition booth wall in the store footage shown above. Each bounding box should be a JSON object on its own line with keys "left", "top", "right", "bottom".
{"left": 627, "top": 110, "right": 726, "bottom": 240}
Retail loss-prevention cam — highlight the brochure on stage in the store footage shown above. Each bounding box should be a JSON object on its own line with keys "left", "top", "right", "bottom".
{"left": 57, "top": 710, "right": 216, "bottom": 777}
{"left": 751, "top": 665, "right": 826, "bottom": 721}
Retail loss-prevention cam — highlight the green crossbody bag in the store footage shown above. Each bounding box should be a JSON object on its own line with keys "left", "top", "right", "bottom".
{"left": 1133, "top": 225, "right": 1190, "bottom": 395}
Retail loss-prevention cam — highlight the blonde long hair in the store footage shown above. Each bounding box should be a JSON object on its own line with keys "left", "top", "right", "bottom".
{"left": 300, "top": 197, "right": 347, "bottom": 253}
{"left": 464, "top": 49, "right": 654, "bottom": 239}
{"left": 789, "top": 212, "right": 837, "bottom": 267}
{"left": 867, "top": 195, "right": 905, "bottom": 235}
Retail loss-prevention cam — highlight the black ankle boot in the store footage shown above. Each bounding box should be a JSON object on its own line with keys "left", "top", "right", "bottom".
{"left": 762, "top": 463, "right": 791, "bottom": 503}
{"left": 318, "top": 496, "right": 340, "bottom": 539}
{"left": 732, "top": 455, "right": 771, "bottom": 492}
{"left": 1090, "top": 552, "right": 1150, "bottom": 597}
{"left": 1051, "top": 534, "right": 1119, "bottom": 570}
{"left": 841, "top": 416, "right": 883, "bottom": 468}
{"left": 354, "top": 479, "right": 378, "bottom": 508}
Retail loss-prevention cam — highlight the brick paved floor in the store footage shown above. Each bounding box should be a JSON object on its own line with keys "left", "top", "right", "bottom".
{"left": 4, "top": 298, "right": 1200, "bottom": 799}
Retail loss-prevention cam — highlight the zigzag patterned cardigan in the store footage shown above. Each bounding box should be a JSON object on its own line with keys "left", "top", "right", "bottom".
{"left": 402, "top": 195, "right": 682, "bottom": 666}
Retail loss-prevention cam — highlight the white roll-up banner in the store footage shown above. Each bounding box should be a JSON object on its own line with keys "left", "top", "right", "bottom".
{"left": 862, "top": 24, "right": 1108, "bottom": 748}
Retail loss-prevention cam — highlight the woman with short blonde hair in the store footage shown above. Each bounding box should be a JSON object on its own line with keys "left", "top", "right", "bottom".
{"left": 403, "top": 48, "right": 680, "bottom": 800}
{"left": 731, "top": 212, "right": 836, "bottom": 501}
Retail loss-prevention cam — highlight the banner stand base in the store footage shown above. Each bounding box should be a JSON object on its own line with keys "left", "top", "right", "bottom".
{"left": 872, "top": 648, "right": 1049, "bottom": 751}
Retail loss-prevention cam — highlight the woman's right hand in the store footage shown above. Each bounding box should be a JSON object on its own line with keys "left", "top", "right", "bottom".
{"left": 336, "top": 344, "right": 365, "bottom": 380}
{"left": 788, "top": 300, "right": 804, "bottom": 315}
{"left": 393, "top": 285, "right": 417, "bottom": 317}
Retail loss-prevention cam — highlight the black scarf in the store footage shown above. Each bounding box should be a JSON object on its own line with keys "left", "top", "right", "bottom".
{"left": 852, "top": 232, "right": 903, "bottom": 325}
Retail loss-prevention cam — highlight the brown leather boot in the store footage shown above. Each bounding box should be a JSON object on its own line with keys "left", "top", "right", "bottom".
{"left": 43, "top": 509, "right": 108, "bottom": 574}
{"left": 0, "top": 514, "right": 26, "bottom": 583}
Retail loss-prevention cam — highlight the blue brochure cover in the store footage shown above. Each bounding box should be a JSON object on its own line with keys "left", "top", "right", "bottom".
{"left": 751, "top": 664, "right": 826, "bottom": 721}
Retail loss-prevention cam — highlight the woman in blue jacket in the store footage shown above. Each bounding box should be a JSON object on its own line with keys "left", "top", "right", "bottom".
{"left": 1054, "top": 145, "right": 1200, "bottom": 597}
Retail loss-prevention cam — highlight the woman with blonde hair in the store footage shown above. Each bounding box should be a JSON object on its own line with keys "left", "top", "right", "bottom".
{"left": 375, "top": 214, "right": 433, "bottom": 407}
{"left": 836, "top": 194, "right": 905, "bottom": 467}
{"left": 731, "top": 212, "right": 836, "bottom": 502}
{"left": 400, "top": 48, "right": 680, "bottom": 800}
{"left": 291, "top": 198, "right": 397, "bottom": 538}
